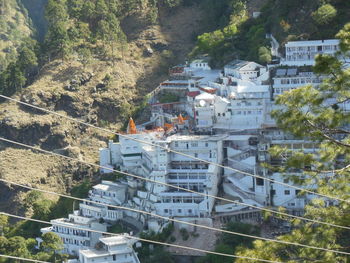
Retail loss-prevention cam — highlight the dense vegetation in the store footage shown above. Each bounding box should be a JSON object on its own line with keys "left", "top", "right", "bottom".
{"left": 192, "top": 0, "right": 350, "bottom": 66}
{"left": 0, "top": 0, "right": 199, "bottom": 98}
{"left": 0, "top": 214, "right": 66, "bottom": 262}
{"left": 196, "top": 222, "right": 260, "bottom": 263}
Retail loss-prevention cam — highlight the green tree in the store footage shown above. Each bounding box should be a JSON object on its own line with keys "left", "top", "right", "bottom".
{"left": 81, "top": 1, "right": 95, "bottom": 22}
{"left": 41, "top": 232, "right": 64, "bottom": 262}
{"left": 67, "top": 0, "right": 84, "bottom": 18}
{"left": 6, "top": 62, "right": 26, "bottom": 92}
{"left": 95, "top": 0, "right": 108, "bottom": 20}
{"left": 0, "top": 236, "right": 8, "bottom": 253}
{"left": 6, "top": 236, "right": 31, "bottom": 258}
{"left": 41, "top": 232, "right": 64, "bottom": 252}
{"left": 0, "top": 214, "right": 8, "bottom": 235}
{"left": 45, "top": 0, "right": 70, "bottom": 61}
{"left": 197, "top": 222, "right": 260, "bottom": 263}
{"left": 258, "top": 46, "right": 272, "bottom": 64}
{"left": 236, "top": 24, "right": 350, "bottom": 263}
{"left": 312, "top": 4, "right": 337, "bottom": 25}
{"left": 78, "top": 47, "right": 92, "bottom": 68}
{"left": 17, "top": 43, "right": 39, "bottom": 78}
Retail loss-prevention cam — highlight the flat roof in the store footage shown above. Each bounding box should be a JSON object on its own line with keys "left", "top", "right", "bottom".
{"left": 167, "top": 134, "right": 227, "bottom": 142}
{"left": 80, "top": 247, "right": 133, "bottom": 258}
{"left": 93, "top": 183, "right": 125, "bottom": 192}
{"left": 100, "top": 235, "right": 132, "bottom": 246}
{"left": 286, "top": 39, "right": 339, "bottom": 47}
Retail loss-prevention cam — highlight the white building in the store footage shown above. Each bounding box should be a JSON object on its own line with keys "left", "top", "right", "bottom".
{"left": 189, "top": 57, "right": 211, "bottom": 70}
{"left": 38, "top": 212, "right": 107, "bottom": 256}
{"left": 194, "top": 79, "right": 272, "bottom": 131}
{"left": 100, "top": 131, "right": 225, "bottom": 219}
{"left": 272, "top": 67, "right": 323, "bottom": 97}
{"left": 154, "top": 134, "right": 225, "bottom": 218}
{"left": 224, "top": 60, "right": 268, "bottom": 84}
{"left": 79, "top": 181, "right": 127, "bottom": 222}
{"left": 281, "top": 39, "right": 339, "bottom": 66}
{"left": 68, "top": 235, "right": 140, "bottom": 263}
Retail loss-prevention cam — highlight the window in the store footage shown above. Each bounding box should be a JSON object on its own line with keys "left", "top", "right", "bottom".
{"left": 284, "top": 190, "right": 290, "bottom": 195}
{"left": 256, "top": 178, "right": 264, "bottom": 186}
{"left": 164, "top": 209, "right": 169, "bottom": 213}
{"left": 194, "top": 153, "right": 198, "bottom": 158}
{"left": 178, "top": 209, "right": 182, "bottom": 213}
{"left": 218, "top": 113, "right": 221, "bottom": 116}
{"left": 222, "top": 113, "right": 225, "bottom": 117}
{"left": 188, "top": 209, "right": 192, "bottom": 214}
{"left": 271, "top": 189, "right": 276, "bottom": 195}
{"left": 283, "top": 179, "right": 289, "bottom": 183}
{"left": 295, "top": 190, "right": 301, "bottom": 195}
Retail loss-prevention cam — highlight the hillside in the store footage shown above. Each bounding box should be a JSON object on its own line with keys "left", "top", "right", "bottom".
{"left": 0, "top": 0, "right": 33, "bottom": 70}
{"left": 0, "top": 1, "right": 208, "bottom": 215}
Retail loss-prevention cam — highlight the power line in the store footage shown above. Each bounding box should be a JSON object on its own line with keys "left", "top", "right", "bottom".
{"left": 0, "top": 254, "right": 49, "bottom": 263}
{"left": 1, "top": 136, "right": 349, "bottom": 232}
{"left": 0, "top": 212, "right": 283, "bottom": 263}
{"left": 0, "top": 94, "right": 348, "bottom": 204}
{"left": 2, "top": 178, "right": 349, "bottom": 254}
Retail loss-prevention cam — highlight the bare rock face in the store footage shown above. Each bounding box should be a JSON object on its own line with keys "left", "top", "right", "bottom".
{"left": 64, "top": 72, "right": 93, "bottom": 91}
{"left": 0, "top": 120, "right": 51, "bottom": 145}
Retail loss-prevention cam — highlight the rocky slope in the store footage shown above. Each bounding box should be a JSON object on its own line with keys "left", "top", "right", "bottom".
{"left": 0, "top": 3, "right": 207, "bottom": 214}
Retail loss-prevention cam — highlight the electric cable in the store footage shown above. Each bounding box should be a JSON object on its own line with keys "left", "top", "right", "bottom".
{"left": 1, "top": 136, "right": 349, "bottom": 232}
{"left": 2, "top": 178, "right": 349, "bottom": 254}
{"left": 0, "top": 212, "right": 283, "bottom": 263}
{"left": 0, "top": 94, "right": 348, "bottom": 204}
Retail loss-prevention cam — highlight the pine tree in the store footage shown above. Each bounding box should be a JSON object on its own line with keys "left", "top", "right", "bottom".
{"left": 45, "top": 0, "right": 71, "bottom": 61}
{"left": 236, "top": 23, "right": 350, "bottom": 263}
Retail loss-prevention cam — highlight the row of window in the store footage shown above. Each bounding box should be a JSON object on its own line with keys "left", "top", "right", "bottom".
{"left": 161, "top": 197, "right": 204, "bottom": 203}
{"left": 174, "top": 141, "right": 209, "bottom": 148}
{"left": 164, "top": 208, "right": 194, "bottom": 214}
{"left": 271, "top": 189, "right": 301, "bottom": 195}
{"left": 286, "top": 45, "right": 337, "bottom": 52}
{"left": 278, "top": 78, "right": 320, "bottom": 85}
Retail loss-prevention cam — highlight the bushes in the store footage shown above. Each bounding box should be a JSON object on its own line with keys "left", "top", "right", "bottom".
{"left": 158, "top": 92, "right": 180, "bottom": 103}
{"left": 312, "top": 4, "right": 337, "bottom": 25}
{"left": 180, "top": 228, "right": 189, "bottom": 240}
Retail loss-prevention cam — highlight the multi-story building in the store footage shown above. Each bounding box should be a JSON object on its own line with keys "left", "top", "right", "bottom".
{"left": 38, "top": 212, "right": 107, "bottom": 256}
{"left": 194, "top": 78, "right": 272, "bottom": 131}
{"left": 100, "top": 131, "right": 225, "bottom": 219}
{"left": 154, "top": 134, "right": 225, "bottom": 218}
{"left": 257, "top": 128, "right": 318, "bottom": 211}
{"left": 272, "top": 67, "right": 324, "bottom": 98}
{"left": 224, "top": 60, "right": 269, "bottom": 84}
{"left": 79, "top": 181, "right": 127, "bottom": 222}
{"left": 68, "top": 235, "right": 140, "bottom": 263}
{"left": 281, "top": 39, "right": 339, "bottom": 66}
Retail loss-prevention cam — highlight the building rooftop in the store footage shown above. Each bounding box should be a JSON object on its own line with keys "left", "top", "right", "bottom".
{"left": 93, "top": 183, "right": 125, "bottom": 192}
{"left": 234, "top": 84, "right": 269, "bottom": 94}
{"left": 167, "top": 134, "right": 227, "bottom": 142}
{"left": 79, "top": 247, "right": 133, "bottom": 258}
{"left": 224, "top": 60, "right": 263, "bottom": 70}
{"left": 100, "top": 235, "right": 133, "bottom": 246}
{"left": 195, "top": 93, "right": 215, "bottom": 101}
{"left": 191, "top": 56, "right": 210, "bottom": 64}
{"left": 285, "top": 39, "right": 339, "bottom": 47}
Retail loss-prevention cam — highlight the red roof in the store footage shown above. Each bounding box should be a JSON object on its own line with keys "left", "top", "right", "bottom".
{"left": 187, "top": 91, "right": 200, "bottom": 97}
